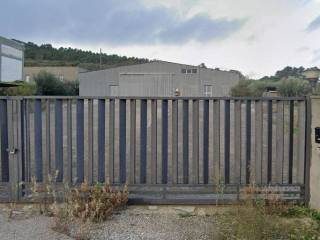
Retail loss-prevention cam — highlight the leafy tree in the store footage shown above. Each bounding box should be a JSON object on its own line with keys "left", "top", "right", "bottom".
{"left": 230, "top": 80, "right": 253, "bottom": 97}
{"left": 33, "top": 71, "right": 79, "bottom": 96}
{"left": 63, "top": 80, "right": 79, "bottom": 96}
{"left": 277, "top": 77, "right": 311, "bottom": 97}
{"left": 275, "top": 66, "right": 305, "bottom": 79}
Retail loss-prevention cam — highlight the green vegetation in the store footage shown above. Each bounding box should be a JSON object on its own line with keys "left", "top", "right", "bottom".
{"left": 231, "top": 66, "right": 320, "bottom": 97}
{"left": 34, "top": 71, "right": 79, "bottom": 96}
{"left": 218, "top": 185, "right": 320, "bottom": 239}
{"left": 0, "top": 82, "right": 36, "bottom": 96}
{"left": 21, "top": 41, "right": 149, "bottom": 71}
{"left": 219, "top": 205, "right": 320, "bottom": 240}
{"left": 0, "top": 71, "right": 79, "bottom": 96}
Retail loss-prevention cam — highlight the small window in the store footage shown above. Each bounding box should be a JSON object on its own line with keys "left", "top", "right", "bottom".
{"left": 181, "top": 69, "right": 186, "bottom": 74}
{"left": 192, "top": 69, "right": 197, "bottom": 73}
{"left": 187, "top": 69, "right": 192, "bottom": 74}
{"left": 204, "top": 85, "right": 213, "bottom": 97}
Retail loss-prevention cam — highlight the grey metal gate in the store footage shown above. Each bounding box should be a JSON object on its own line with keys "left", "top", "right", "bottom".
{"left": 0, "top": 96, "right": 310, "bottom": 204}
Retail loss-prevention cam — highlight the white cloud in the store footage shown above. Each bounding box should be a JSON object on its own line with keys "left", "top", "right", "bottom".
{"left": 3, "top": 0, "right": 320, "bottom": 78}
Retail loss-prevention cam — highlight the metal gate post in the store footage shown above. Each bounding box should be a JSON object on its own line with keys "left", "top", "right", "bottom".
{"left": 8, "top": 99, "right": 24, "bottom": 202}
{"left": 304, "top": 96, "right": 311, "bottom": 206}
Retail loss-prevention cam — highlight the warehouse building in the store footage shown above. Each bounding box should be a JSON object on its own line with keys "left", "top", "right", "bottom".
{"left": 79, "top": 60, "right": 242, "bottom": 97}
{"left": 0, "top": 36, "right": 24, "bottom": 85}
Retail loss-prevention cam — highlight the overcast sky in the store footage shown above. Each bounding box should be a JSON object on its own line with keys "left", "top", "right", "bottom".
{"left": 1, "top": 0, "right": 320, "bottom": 78}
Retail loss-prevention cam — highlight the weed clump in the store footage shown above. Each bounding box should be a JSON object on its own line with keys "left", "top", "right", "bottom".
{"left": 218, "top": 183, "right": 320, "bottom": 239}
{"left": 69, "top": 181, "right": 128, "bottom": 222}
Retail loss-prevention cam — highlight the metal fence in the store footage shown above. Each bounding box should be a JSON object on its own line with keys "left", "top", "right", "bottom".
{"left": 0, "top": 96, "right": 310, "bottom": 204}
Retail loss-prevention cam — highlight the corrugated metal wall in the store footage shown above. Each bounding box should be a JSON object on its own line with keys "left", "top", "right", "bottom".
{"left": 79, "top": 61, "right": 241, "bottom": 97}
{"left": 119, "top": 73, "right": 173, "bottom": 96}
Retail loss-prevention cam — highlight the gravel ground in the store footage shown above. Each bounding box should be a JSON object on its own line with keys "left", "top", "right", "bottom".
{"left": 88, "top": 207, "right": 220, "bottom": 240}
{"left": 0, "top": 205, "right": 224, "bottom": 240}
{"left": 0, "top": 209, "right": 72, "bottom": 240}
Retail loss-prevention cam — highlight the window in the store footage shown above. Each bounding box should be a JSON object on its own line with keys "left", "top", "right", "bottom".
{"left": 204, "top": 85, "right": 213, "bottom": 97}
{"left": 182, "top": 68, "right": 197, "bottom": 74}
{"left": 25, "top": 75, "right": 30, "bottom": 82}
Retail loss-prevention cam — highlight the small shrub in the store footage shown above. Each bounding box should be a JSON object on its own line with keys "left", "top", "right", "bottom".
{"left": 177, "top": 211, "right": 193, "bottom": 218}
{"left": 68, "top": 180, "right": 128, "bottom": 222}
{"left": 282, "top": 206, "right": 320, "bottom": 222}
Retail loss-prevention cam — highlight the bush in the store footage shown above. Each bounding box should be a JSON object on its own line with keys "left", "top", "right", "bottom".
{"left": 68, "top": 181, "right": 128, "bottom": 222}
{"left": 277, "top": 77, "right": 311, "bottom": 97}
{"left": 0, "top": 82, "right": 36, "bottom": 96}
{"left": 34, "top": 71, "right": 79, "bottom": 96}
{"left": 231, "top": 77, "right": 313, "bottom": 97}
{"left": 230, "top": 80, "right": 252, "bottom": 97}
{"left": 230, "top": 79, "right": 272, "bottom": 97}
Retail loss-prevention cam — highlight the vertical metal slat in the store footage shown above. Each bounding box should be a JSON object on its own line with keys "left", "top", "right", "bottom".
{"left": 34, "top": 99, "right": 43, "bottom": 182}
{"left": 119, "top": 99, "right": 126, "bottom": 183}
{"left": 66, "top": 99, "right": 72, "bottom": 183}
{"left": 246, "top": 100, "right": 251, "bottom": 184}
{"left": 276, "top": 101, "right": 284, "bottom": 184}
{"left": 45, "top": 99, "right": 51, "bottom": 178}
{"left": 213, "top": 100, "right": 220, "bottom": 183}
{"left": 267, "top": 100, "right": 273, "bottom": 183}
{"left": 98, "top": 99, "right": 106, "bottom": 182}
{"left": 151, "top": 99, "right": 157, "bottom": 184}
{"left": 203, "top": 100, "right": 209, "bottom": 184}
{"left": 288, "top": 100, "right": 294, "bottom": 184}
{"left": 192, "top": 100, "right": 199, "bottom": 184}
{"left": 224, "top": 100, "right": 230, "bottom": 184}
{"left": 162, "top": 100, "right": 168, "bottom": 184}
{"left": 140, "top": 99, "right": 147, "bottom": 184}
{"left": 182, "top": 100, "right": 189, "bottom": 184}
{"left": 87, "top": 99, "right": 94, "bottom": 184}
{"left": 234, "top": 100, "right": 241, "bottom": 184}
{"left": 109, "top": 99, "right": 115, "bottom": 183}
{"left": 0, "top": 100, "right": 9, "bottom": 182}
{"left": 172, "top": 100, "right": 178, "bottom": 184}
{"left": 255, "top": 101, "right": 263, "bottom": 184}
{"left": 55, "top": 99, "right": 63, "bottom": 182}
{"left": 130, "top": 100, "right": 136, "bottom": 184}
{"left": 76, "top": 99, "right": 84, "bottom": 183}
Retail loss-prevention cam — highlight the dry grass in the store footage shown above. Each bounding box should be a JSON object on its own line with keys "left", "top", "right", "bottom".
{"left": 218, "top": 184, "right": 320, "bottom": 240}
{"left": 24, "top": 173, "right": 129, "bottom": 239}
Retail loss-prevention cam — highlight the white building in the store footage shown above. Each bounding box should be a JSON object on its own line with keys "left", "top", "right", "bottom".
{"left": 0, "top": 36, "right": 24, "bottom": 84}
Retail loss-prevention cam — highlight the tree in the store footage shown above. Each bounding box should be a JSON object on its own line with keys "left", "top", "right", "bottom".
{"left": 230, "top": 80, "right": 252, "bottom": 97}
{"left": 34, "top": 71, "right": 66, "bottom": 95}
{"left": 277, "top": 77, "right": 311, "bottom": 97}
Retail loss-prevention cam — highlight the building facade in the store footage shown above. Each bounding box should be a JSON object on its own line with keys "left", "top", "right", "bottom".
{"left": 79, "top": 61, "right": 242, "bottom": 97}
{"left": 24, "top": 66, "right": 86, "bottom": 82}
{"left": 0, "top": 36, "right": 24, "bottom": 83}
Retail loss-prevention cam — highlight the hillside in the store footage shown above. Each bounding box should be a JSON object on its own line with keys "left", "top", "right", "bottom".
{"left": 18, "top": 41, "right": 149, "bottom": 71}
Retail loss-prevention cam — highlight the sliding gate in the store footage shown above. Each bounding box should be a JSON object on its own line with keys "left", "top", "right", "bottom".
{"left": 0, "top": 96, "right": 310, "bottom": 204}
